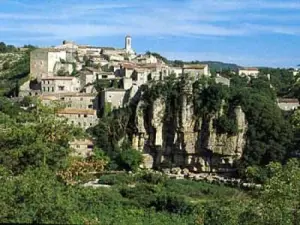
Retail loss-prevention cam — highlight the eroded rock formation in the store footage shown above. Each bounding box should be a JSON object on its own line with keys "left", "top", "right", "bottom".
{"left": 131, "top": 84, "right": 247, "bottom": 173}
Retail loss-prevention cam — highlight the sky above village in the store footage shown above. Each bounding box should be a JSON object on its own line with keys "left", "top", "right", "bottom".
{"left": 1, "top": 0, "right": 300, "bottom": 67}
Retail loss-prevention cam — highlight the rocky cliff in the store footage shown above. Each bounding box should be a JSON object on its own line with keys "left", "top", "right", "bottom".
{"left": 131, "top": 81, "right": 247, "bottom": 172}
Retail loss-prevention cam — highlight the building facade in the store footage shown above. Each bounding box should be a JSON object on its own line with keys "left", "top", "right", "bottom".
{"left": 56, "top": 108, "right": 98, "bottom": 130}
{"left": 41, "top": 76, "right": 81, "bottom": 93}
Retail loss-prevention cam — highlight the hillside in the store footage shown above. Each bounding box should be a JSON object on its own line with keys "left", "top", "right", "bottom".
{"left": 0, "top": 45, "right": 32, "bottom": 96}
{"left": 200, "top": 61, "right": 241, "bottom": 71}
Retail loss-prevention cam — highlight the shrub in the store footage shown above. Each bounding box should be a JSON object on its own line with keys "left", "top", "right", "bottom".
{"left": 117, "top": 148, "right": 143, "bottom": 172}
{"left": 2, "top": 61, "right": 10, "bottom": 70}
{"left": 137, "top": 172, "right": 167, "bottom": 185}
{"left": 150, "top": 192, "right": 193, "bottom": 215}
{"left": 98, "top": 173, "right": 135, "bottom": 185}
{"left": 120, "top": 183, "right": 158, "bottom": 207}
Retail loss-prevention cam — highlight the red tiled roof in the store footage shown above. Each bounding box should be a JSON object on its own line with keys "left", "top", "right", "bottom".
{"left": 240, "top": 67, "right": 259, "bottom": 71}
{"left": 278, "top": 98, "right": 299, "bottom": 103}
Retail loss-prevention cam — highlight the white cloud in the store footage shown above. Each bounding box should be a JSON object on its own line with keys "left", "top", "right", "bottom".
{"left": 1, "top": 0, "right": 300, "bottom": 40}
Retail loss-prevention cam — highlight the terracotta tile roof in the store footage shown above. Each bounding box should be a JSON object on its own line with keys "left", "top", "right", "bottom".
{"left": 57, "top": 108, "right": 97, "bottom": 115}
{"left": 240, "top": 67, "right": 259, "bottom": 71}
{"left": 121, "top": 63, "right": 136, "bottom": 69}
{"left": 278, "top": 98, "right": 299, "bottom": 103}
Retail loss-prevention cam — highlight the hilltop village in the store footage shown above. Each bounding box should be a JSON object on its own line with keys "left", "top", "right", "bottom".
{"left": 17, "top": 36, "right": 299, "bottom": 160}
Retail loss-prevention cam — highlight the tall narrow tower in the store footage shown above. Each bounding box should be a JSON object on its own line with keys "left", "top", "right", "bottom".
{"left": 125, "top": 35, "right": 132, "bottom": 52}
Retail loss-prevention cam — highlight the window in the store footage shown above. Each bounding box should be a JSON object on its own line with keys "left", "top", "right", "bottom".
{"left": 47, "top": 87, "right": 50, "bottom": 92}
{"left": 43, "top": 87, "right": 45, "bottom": 92}
{"left": 76, "top": 145, "right": 80, "bottom": 148}
{"left": 84, "top": 114, "right": 87, "bottom": 118}
{"left": 47, "top": 81, "right": 50, "bottom": 84}
{"left": 78, "top": 114, "right": 80, "bottom": 118}
{"left": 87, "top": 145, "right": 93, "bottom": 149}
{"left": 90, "top": 123, "right": 93, "bottom": 126}
{"left": 58, "top": 86, "right": 64, "bottom": 91}
{"left": 52, "top": 87, "right": 54, "bottom": 92}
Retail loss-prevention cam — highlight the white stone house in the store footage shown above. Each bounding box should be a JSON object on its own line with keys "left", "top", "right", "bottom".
{"left": 41, "top": 76, "right": 81, "bottom": 93}
{"left": 238, "top": 68, "right": 259, "bottom": 77}
{"left": 69, "top": 139, "right": 94, "bottom": 158}
{"left": 101, "top": 88, "right": 127, "bottom": 110}
{"left": 277, "top": 98, "right": 299, "bottom": 111}
{"left": 133, "top": 54, "right": 158, "bottom": 64}
{"left": 56, "top": 108, "right": 98, "bottom": 130}
{"left": 182, "top": 64, "right": 210, "bottom": 77}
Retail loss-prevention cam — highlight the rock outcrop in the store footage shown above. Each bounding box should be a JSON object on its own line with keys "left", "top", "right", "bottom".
{"left": 132, "top": 83, "right": 247, "bottom": 173}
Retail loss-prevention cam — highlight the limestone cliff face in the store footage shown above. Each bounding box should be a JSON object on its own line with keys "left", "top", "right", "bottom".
{"left": 132, "top": 90, "right": 247, "bottom": 172}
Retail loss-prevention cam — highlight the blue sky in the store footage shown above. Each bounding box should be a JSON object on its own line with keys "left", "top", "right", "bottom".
{"left": 1, "top": 0, "right": 300, "bottom": 67}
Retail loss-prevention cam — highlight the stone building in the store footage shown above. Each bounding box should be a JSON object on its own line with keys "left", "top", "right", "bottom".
{"left": 277, "top": 98, "right": 299, "bottom": 111}
{"left": 132, "top": 54, "right": 158, "bottom": 64}
{"left": 56, "top": 108, "right": 98, "bottom": 130}
{"left": 30, "top": 48, "right": 67, "bottom": 80}
{"left": 238, "top": 67, "right": 259, "bottom": 77}
{"left": 69, "top": 139, "right": 94, "bottom": 158}
{"left": 182, "top": 64, "right": 210, "bottom": 77}
{"left": 101, "top": 88, "right": 127, "bottom": 110}
{"left": 41, "top": 93, "right": 99, "bottom": 110}
{"left": 41, "top": 76, "right": 81, "bottom": 93}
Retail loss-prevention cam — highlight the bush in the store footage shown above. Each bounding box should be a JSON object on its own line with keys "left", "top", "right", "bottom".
{"left": 2, "top": 61, "right": 10, "bottom": 70}
{"left": 98, "top": 173, "right": 135, "bottom": 185}
{"left": 117, "top": 148, "right": 143, "bottom": 172}
{"left": 150, "top": 192, "right": 193, "bottom": 215}
{"left": 120, "top": 183, "right": 158, "bottom": 207}
{"left": 137, "top": 172, "right": 167, "bottom": 185}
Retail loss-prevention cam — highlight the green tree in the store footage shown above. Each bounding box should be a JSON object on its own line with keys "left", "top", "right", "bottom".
{"left": 118, "top": 148, "right": 143, "bottom": 171}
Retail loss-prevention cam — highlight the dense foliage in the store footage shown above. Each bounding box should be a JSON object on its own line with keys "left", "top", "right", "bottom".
{"left": 0, "top": 42, "right": 35, "bottom": 96}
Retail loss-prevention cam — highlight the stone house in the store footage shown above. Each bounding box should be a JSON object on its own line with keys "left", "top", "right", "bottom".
{"left": 56, "top": 108, "right": 98, "bottom": 130}
{"left": 238, "top": 67, "right": 259, "bottom": 77}
{"left": 133, "top": 54, "right": 158, "bottom": 64}
{"left": 30, "top": 48, "right": 67, "bottom": 80}
{"left": 182, "top": 64, "right": 210, "bottom": 77}
{"left": 41, "top": 76, "right": 81, "bottom": 93}
{"left": 40, "top": 93, "right": 99, "bottom": 110}
{"left": 101, "top": 88, "right": 127, "bottom": 110}
{"left": 277, "top": 98, "right": 299, "bottom": 111}
{"left": 69, "top": 139, "right": 94, "bottom": 158}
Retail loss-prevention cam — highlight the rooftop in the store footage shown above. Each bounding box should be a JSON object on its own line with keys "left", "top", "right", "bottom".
{"left": 183, "top": 64, "right": 208, "bottom": 69}
{"left": 32, "top": 48, "right": 65, "bottom": 53}
{"left": 57, "top": 108, "right": 97, "bottom": 115}
{"left": 240, "top": 67, "right": 259, "bottom": 71}
{"left": 41, "top": 76, "right": 75, "bottom": 80}
{"left": 278, "top": 98, "right": 299, "bottom": 104}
